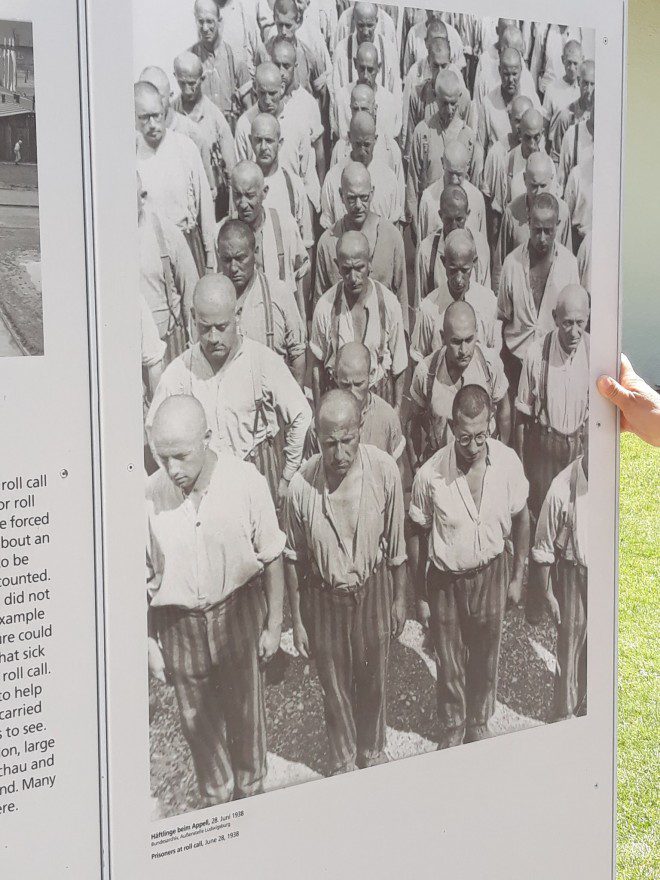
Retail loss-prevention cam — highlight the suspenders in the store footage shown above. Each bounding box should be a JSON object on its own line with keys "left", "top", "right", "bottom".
{"left": 331, "top": 280, "right": 388, "bottom": 374}
{"left": 573, "top": 122, "right": 580, "bottom": 170}
{"left": 536, "top": 331, "right": 554, "bottom": 426}
{"left": 151, "top": 212, "right": 188, "bottom": 343}
{"left": 425, "top": 344, "right": 493, "bottom": 409}
{"left": 281, "top": 168, "right": 296, "bottom": 218}
{"left": 257, "top": 271, "right": 275, "bottom": 351}
{"left": 268, "top": 207, "right": 286, "bottom": 282}
{"left": 428, "top": 234, "right": 442, "bottom": 293}
{"left": 556, "top": 459, "right": 581, "bottom": 564}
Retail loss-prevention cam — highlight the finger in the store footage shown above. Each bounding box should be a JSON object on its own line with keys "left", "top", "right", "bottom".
{"left": 620, "top": 353, "right": 635, "bottom": 383}
{"left": 596, "top": 374, "right": 631, "bottom": 409}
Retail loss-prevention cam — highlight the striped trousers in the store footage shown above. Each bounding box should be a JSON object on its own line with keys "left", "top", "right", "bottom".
{"left": 524, "top": 424, "right": 584, "bottom": 520}
{"left": 372, "top": 373, "right": 395, "bottom": 408}
{"left": 248, "top": 434, "right": 283, "bottom": 508}
{"left": 156, "top": 583, "right": 267, "bottom": 805}
{"left": 301, "top": 560, "right": 392, "bottom": 774}
{"left": 552, "top": 559, "right": 588, "bottom": 721}
{"left": 427, "top": 553, "right": 509, "bottom": 749}
{"left": 183, "top": 225, "right": 207, "bottom": 277}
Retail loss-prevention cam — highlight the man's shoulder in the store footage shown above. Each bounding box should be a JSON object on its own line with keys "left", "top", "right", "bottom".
{"left": 503, "top": 242, "right": 527, "bottom": 269}
{"left": 468, "top": 283, "right": 497, "bottom": 308}
{"left": 290, "top": 454, "right": 321, "bottom": 494}
{"left": 420, "top": 288, "right": 445, "bottom": 317}
{"left": 376, "top": 216, "right": 404, "bottom": 245}
{"left": 372, "top": 280, "right": 401, "bottom": 313}
{"left": 369, "top": 158, "right": 397, "bottom": 183}
{"left": 314, "top": 283, "right": 341, "bottom": 315}
{"left": 361, "top": 442, "right": 399, "bottom": 478}
{"left": 488, "top": 438, "right": 524, "bottom": 472}
{"left": 237, "top": 105, "right": 258, "bottom": 132}
{"left": 267, "top": 204, "right": 299, "bottom": 236}
{"left": 508, "top": 193, "right": 527, "bottom": 219}
{"left": 464, "top": 179, "right": 485, "bottom": 202}
{"left": 419, "top": 230, "right": 443, "bottom": 259}
{"left": 146, "top": 467, "right": 170, "bottom": 504}
{"left": 555, "top": 242, "right": 579, "bottom": 265}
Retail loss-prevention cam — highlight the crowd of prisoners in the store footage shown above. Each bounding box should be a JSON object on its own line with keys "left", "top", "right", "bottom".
{"left": 139, "top": 1, "right": 594, "bottom": 803}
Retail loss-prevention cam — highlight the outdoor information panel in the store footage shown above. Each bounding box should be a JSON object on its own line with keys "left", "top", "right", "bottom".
{"left": 0, "top": 1, "right": 625, "bottom": 878}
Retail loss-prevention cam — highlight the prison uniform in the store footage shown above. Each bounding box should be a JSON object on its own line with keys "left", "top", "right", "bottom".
{"left": 516, "top": 328, "right": 589, "bottom": 516}
{"left": 285, "top": 445, "right": 406, "bottom": 772}
{"left": 331, "top": 33, "right": 402, "bottom": 100}
{"left": 334, "top": 5, "right": 398, "bottom": 52}
{"left": 543, "top": 79, "right": 580, "bottom": 163}
{"left": 332, "top": 81, "right": 402, "bottom": 141}
{"left": 414, "top": 230, "right": 493, "bottom": 313}
{"left": 190, "top": 39, "right": 251, "bottom": 130}
{"left": 172, "top": 93, "right": 237, "bottom": 193}
{"left": 137, "top": 129, "right": 217, "bottom": 273}
{"left": 558, "top": 119, "right": 594, "bottom": 194}
{"left": 330, "top": 136, "right": 405, "bottom": 207}
{"left": 147, "top": 453, "right": 285, "bottom": 803}
{"left": 477, "top": 85, "right": 543, "bottom": 157}
{"left": 146, "top": 337, "right": 311, "bottom": 497}
{"left": 313, "top": 214, "right": 409, "bottom": 331}
{"left": 472, "top": 50, "right": 539, "bottom": 115}
{"left": 403, "top": 71, "right": 477, "bottom": 156}
{"left": 304, "top": 392, "right": 405, "bottom": 462}
{"left": 401, "top": 58, "right": 468, "bottom": 153}
{"left": 262, "top": 165, "right": 314, "bottom": 250}
{"left": 497, "top": 241, "right": 581, "bottom": 367}
{"left": 310, "top": 279, "right": 408, "bottom": 405}
{"left": 528, "top": 24, "right": 586, "bottom": 97}
{"left": 410, "top": 439, "right": 528, "bottom": 746}
{"left": 402, "top": 18, "right": 466, "bottom": 75}
{"left": 409, "top": 345, "right": 507, "bottom": 455}
{"left": 235, "top": 270, "right": 307, "bottom": 364}
{"left": 417, "top": 177, "right": 487, "bottom": 242}
{"left": 320, "top": 157, "right": 404, "bottom": 229}
{"left": 532, "top": 457, "right": 588, "bottom": 720}
{"left": 564, "top": 156, "right": 593, "bottom": 249}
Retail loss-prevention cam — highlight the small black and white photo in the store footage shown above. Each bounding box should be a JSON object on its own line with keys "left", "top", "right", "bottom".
{"left": 0, "top": 19, "right": 41, "bottom": 358}
{"left": 134, "top": 0, "right": 595, "bottom": 820}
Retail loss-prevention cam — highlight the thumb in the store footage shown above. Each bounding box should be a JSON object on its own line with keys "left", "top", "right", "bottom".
{"left": 597, "top": 374, "right": 631, "bottom": 409}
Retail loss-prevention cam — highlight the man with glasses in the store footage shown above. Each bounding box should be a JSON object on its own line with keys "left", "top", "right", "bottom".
{"left": 408, "top": 384, "right": 530, "bottom": 748}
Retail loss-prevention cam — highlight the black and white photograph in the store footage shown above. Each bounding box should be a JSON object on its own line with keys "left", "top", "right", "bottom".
{"left": 135, "top": 1, "right": 595, "bottom": 819}
{"left": 0, "top": 18, "right": 40, "bottom": 358}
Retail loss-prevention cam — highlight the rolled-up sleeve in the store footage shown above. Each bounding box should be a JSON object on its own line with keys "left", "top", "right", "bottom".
{"left": 248, "top": 469, "right": 286, "bottom": 564}
{"left": 388, "top": 303, "right": 408, "bottom": 376}
{"left": 531, "top": 488, "right": 561, "bottom": 565}
{"left": 309, "top": 297, "right": 330, "bottom": 364}
{"left": 284, "top": 474, "right": 306, "bottom": 563}
{"left": 515, "top": 348, "right": 536, "bottom": 416}
{"left": 383, "top": 459, "right": 407, "bottom": 566}
{"left": 409, "top": 468, "right": 433, "bottom": 530}
{"left": 269, "top": 357, "right": 313, "bottom": 480}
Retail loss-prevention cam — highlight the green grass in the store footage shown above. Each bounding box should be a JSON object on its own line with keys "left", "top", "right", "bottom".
{"left": 618, "top": 434, "right": 660, "bottom": 879}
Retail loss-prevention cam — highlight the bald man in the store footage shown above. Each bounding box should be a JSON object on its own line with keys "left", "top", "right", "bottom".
{"left": 216, "top": 220, "right": 306, "bottom": 381}
{"left": 330, "top": 84, "right": 404, "bottom": 192}
{"left": 480, "top": 95, "right": 533, "bottom": 228}
{"left": 310, "top": 230, "right": 407, "bottom": 412}
{"left": 249, "top": 112, "right": 313, "bottom": 249}
{"left": 558, "top": 94, "right": 595, "bottom": 194}
{"left": 137, "top": 172, "right": 199, "bottom": 365}
{"left": 552, "top": 59, "right": 595, "bottom": 168}
{"left": 404, "top": 37, "right": 477, "bottom": 157}
{"left": 147, "top": 393, "right": 285, "bottom": 805}
{"left": 407, "top": 70, "right": 482, "bottom": 228}
{"left": 402, "top": 33, "right": 472, "bottom": 155}
{"left": 409, "top": 384, "right": 529, "bottom": 747}
{"left": 172, "top": 52, "right": 237, "bottom": 211}
{"left": 320, "top": 111, "right": 404, "bottom": 229}
{"left": 139, "top": 65, "right": 216, "bottom": 195}
{"left": 235, "top": 62, "right": 320, "bottom": 213}
{"left": 135, "top": 81, "right": 216, "bottom": 275}
{"left": 266, "top": 36, "right": 326, "bottom": 187}
{"left": 257, "top": 0, "right": 331, "bottom": 101}
{"left": 473, "top": 25, "right": 539, "bottom": 113}
{"left": 226, "top": 160, "right": 309, "bottom": 318}
{"left": 496, "top": 151, "right": 571, "bottom": 282}
{"left": 477, "top": 47, "right": 543, "bottom": 157}
{"left": 414, "top": 186, "right": 492, "bottom": 311}
{"left": 498, "top": 193, "right": 581, "bottom": 400}
{"left": 408, "top": 301, "right": 509, "bottom": 467}
{"left": 543, "top": 40, "right": 583, "bottom": 161}
{"left": 189, "top": 0, "right": 253, "bottom": 128}
{"left": 516, "top": 284, "right": 590, "bottom": 624}
{"left": 532, "top": 436, "right": 589, "bottom": 720}
{"left": 332, "top": 42, "right": 401, "bottom": 141}
{"left": 147, "top": 275, "right": 311, "bottom": 507}
{"left": 285, "top": 389, "right": 407, "bottom": 774}
{"left": 332, "top": 3, "right": 401, "bottom": 98}
{"left": 417, "top": 139, "right": 487, "bottom": 242}
{"left": 314, "top": 162, "right": 408, "bottom": 330}
{"left": 402, "top": 11, "right": 465, "bottom": 76}
{"left": 528, "top": 23, "right": 590, "bottom": 97}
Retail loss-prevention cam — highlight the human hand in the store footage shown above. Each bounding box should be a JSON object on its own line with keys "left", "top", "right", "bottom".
{"left": 258, "top": 624, "right": 281, "bottom": 663}
{"left": 546, "top": 591, "right": 561, "bottom": 628}
{"left": 293, "top": 621, "right": 311, "bottom": 659}
{"left": 148, "top": 637, "right": 167, "bottom": 685}
{"left": 415, "top": 597, "right": 431, "bottom": 630}
{"left": 277, "top": 477, "right": 290, "bottom": 510}
{"left": 597, "top": 354, "right": 660, "bottom": 447}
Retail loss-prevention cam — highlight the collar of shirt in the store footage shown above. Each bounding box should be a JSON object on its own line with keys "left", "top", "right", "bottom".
{"left": 181, "top": 96, "right": 208, "bottom": 124}
{"left": 235, "top": 272, "right": 265, "bottom": 317}
{"left": 445, "top": 440, "right": 493, "bottom": 523}
{"left": 521, "top": 240, "right": 560, "bottom": 284}
{"left": 190, "top": 334, "right": 246, "bottom": 378}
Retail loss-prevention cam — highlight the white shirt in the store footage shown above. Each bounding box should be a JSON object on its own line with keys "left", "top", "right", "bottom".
{"left": 532, "top": 457, "right": 588, "bottom": 567}
{"left": 497, "top": 242, "right": 580, "bottom": 361}
{"left": 146, "top": 337, "right": 312, "bottom": 481}
{"left": 516, "top": 330, "right": 590, "bottom": 435}
{"left": 263, "top": 164, "right": 314, "bottom": 249}
{"left": 564, "top": 156, "right": 593, "bottom": 237}
{"left": 320, "top": 156, "right": 404, "bottom": 228}
{"left": 147, "top": 452, "right": 285, "bottom": 610}
{"left": 332, "top": 33, "right": 402, "bottom": 100}
{"left": 402, "top": 19, "right": 465, "bottom": 75}
{"left": 332, "top": 81, "right": 401, "bottom": 141}
{"left": 417, "top": 178, "right": 486, "bottom": 241}
{"left": 410, "top": 439, "right": 529, "bottom": 572}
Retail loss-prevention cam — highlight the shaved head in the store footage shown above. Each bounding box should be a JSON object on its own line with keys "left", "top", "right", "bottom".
{"left": 193, "top": 273, "right": 236, "bottom": 314}
{"left": 500, "top": 26, "right": 524, "bottom": 55}
{"left": 336, "top": 341, "right": 371, "bottom": 378}
{"left": 173, "top": 51, "right": 203, "bottom": 80}
{"left": 217, "top": 218, "right": 255, "bottom": 253}
{"left": 273, "top": 0, "right": 299, "bottom": 18}
{"left": 350, "top": 82, "right": 376, "bottom": 115}
{"left": 341, "top": 160, "right": 372, "bottom": 192}
{"left": 443, "top": 140, "right": 470, "bottom": 178}
{"left": 134, "top": 80, "right": 161, "bottom": 110}
{"left": 317, "top": 390, "right": 362, "bottom": 436}
{"left": 427, "top": 36, "right": 451, "bottom": 67}
{"left": 444, "top": 228, "right": 476, "bottom": 265}
{"left": 354, "top": 2, "right": 378, "bottom": 45}
{"left": 349, "top": 109, "right": 376, "bottom": 140}
{"left": 555, "top": 285, "right": 590, "bottom": 354}
{"left": 444, "top": 299, "right": 477, "bottom": 339}
{"left": 500, "top": 47, "right": 522, "bottom": 69}
{"left": 510, "top": 94, "right": 533, "bottom": 122}
{"left": 435, "top": 69, "right": 461, "bottom": 99}
{"left": 426, "top": 18, "right": 448, "bottom": 41}
{"left": 355, "top": 41, "right": 379, "bottom": 68}
{"left": 519, "top": 108, "right": 544, "bottom": 156}
{"left": 340, "top": 161, "right": 372, "bottom": 223}
{"left": 440, "top": 184, "right": 469, "bottom": 216}
{"left": 255, "top": 62, "right": 282, "bottom": 92}
{"left": 231, "top": 160, "right": 264, "bottom": 192}
{"left": 563, "top": 40, "right": 583, "bottom": 61}
{"left": 497, "top": 17, "right": 518, "bottom": 37}
{"left": 139, "top": 66, "right": 171, "bottom": 100}
{"left": 194, "top": 0, "right": 219, "bottom": 17}
{"left": 134, "top": 81, "right": 165, "bottom": 147}
{"left": 452, "top": 384, "right": 491, "bottom": 423}
{"left": 251, "top": 112, "right": 280, "bottom": 140}
{"left": 270, "top": 35, "right": 296, "bottom": 66}
{"left": 349, "top": 110, "right": 377, "bottom": 165}
{"left": 337, "top": 229, "right": 370, "bottom": 263}
{"left": 525, "top": 150, "right": 555, "bottom": 188}
{"left": 354, "top": 2, "right": 378, "bottom": 22}
{"left": 151, "top": 395, "right": 210, "bottom": 492}
{"left": 520, "top": 108, "right": 544, "bottom": 136}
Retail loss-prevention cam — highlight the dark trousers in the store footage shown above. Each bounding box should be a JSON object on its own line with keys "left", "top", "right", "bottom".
{"left": 183, "top": 225, "right": 207, "bottom": 277}
{"left": 301, "top": 561, "right": 392, "bottom": 774}
{"left": 156, "top": 583, "right": 267, "bottom": 805}
{"left": 427, "top": 553, "right": 509, "bottom": 748}
{"left": 248, "top": 433, "right": 283, "bottom": 508}
{"left": 552, "top": 559, "right": 588, "bottom": 720}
